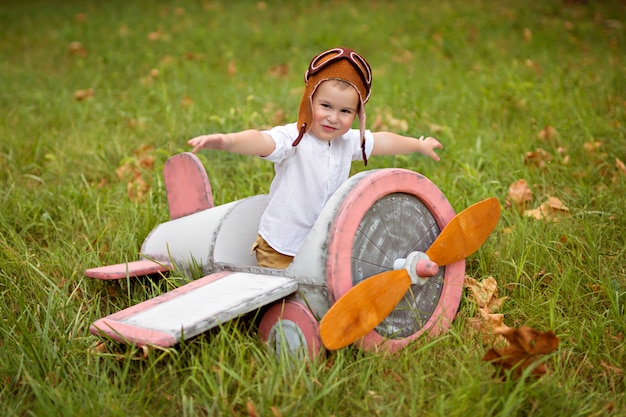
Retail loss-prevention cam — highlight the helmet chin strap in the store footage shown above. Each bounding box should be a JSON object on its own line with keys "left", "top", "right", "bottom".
{"left": 292, "top": 123, "right": 307, "bottom": 146}
{"left": 362, "top": 142, "right": 368, "bottom": 166}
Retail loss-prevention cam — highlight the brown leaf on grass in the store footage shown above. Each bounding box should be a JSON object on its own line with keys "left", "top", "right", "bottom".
{"left": 383, "top": 369, "right": 404, "bottom": 384}
{"left": 546, "top": 196, "right": 568, "bottom": 211}
{"left": 427, "top": 123, "right": 450, "bottom": 134}
{"left": 180, "top": 94, "right": 193, "bottom": 108}
{"left": 557, "top": 146, "right": 570, "bottom": 165}
{"left": 525, "top": 59, "right": 543, "bottom": 74}
{"left": 184, "top": 51, "right": 201, "bottom": 61}
{"left": 483, "top": 326, "right": 560, "bottom": 380}
{"left": 524, "top": 196, "right": 570, "bottom": 222}
{"left": 268, "top": 63, "right": 289, "bottom": 78}
{"left": 465, "top": 276, "right": 509, "bottom": 343}
{"left": 148, "top": 30, "right": 169, "bottom": 41}
{"left": 469, "top": 309, "right": 508, "bottom": 344}
{"left": 140, "top": 69, "right": 159, "bottom": 86}
{"left": 464, "top": 276, "right": 508, "bottom": 312}
{"left": 469, "top": 309, "right": 506, "bottom": 330}
{"left": 272, "top": 108, "right": 285, "bottom": 126}
{"left": 74, "top": 88, "right": 94, "bottom": 101}
{"left": 140, "top": 345, "right": 150, "bottom": 359}
{"left": 600, "top": 361, "right": 624, "bottom": 378}
{"left": 119, "top": 24, "right": 130, "bottom": 36}
{"left": 370, "top": 111, "right": 408, "bottom": 132}
{"left": 605, "top": 328, "right": 624, "bottom": 343}
{"left": 246, "top": 399, "right": 258, "bottom": 417}
{"left": 115, "top": 145, "right": 155, "bottom": 202}
{"left": 261, "top": 102, "right": 287, "bottom": 127}
{"left": 506, "top": 179, "right": 532, "bottom": 211}
{"left": 583, "top": 140, "right": 603, "bottom": 153}
{"left": 228, "top": 59, "right": 237, "bottom": 76}
{"left": 68, "top": 41, "right": 87, "bottom": 57}
{"left": 537, "top": 125, "right": 559, "bottom": 142}
{"left": 90, "top": 340, "right": 108, "bottom": 353}
{"left": 613, "top": 157, "right": 626, "bottom": 184}
{"left": 523, "top": 28, "right": 532, "bottom": 42}
{"left": 160, "top": 55, "right": 174, "bottom": 66}
{"left": 391, "top": 49, "right": 414, "bottom": 64}
{"left": 523, "top": 148, "right": 552, "bottom": 169}
{"left": 527, "top": 267, "right": 553, "bottom": 287}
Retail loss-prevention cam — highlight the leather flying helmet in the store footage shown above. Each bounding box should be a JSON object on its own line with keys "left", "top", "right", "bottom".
{"left": 293, "top": 47, "right": 372, "bottom": 164}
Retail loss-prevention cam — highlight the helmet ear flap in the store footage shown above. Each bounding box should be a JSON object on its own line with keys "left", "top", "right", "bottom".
{"left": 292, "top": 77, "right": 321, "bottom": 146}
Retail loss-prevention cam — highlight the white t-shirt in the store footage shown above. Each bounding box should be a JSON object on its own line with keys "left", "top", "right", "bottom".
{"left": 259, "top": 123, "right": 374, "bottom": 256}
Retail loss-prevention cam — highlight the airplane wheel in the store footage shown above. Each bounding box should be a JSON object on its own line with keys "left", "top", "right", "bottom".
{"left": 324, "top": 169, "right": 465, "bottom": 353}
{"left": 258, "top": 300, "right": 323, "bottom": 360}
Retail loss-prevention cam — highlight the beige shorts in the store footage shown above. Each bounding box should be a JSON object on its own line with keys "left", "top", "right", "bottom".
{"left": 250, "top": 234, "right": 294, "bottom": 269}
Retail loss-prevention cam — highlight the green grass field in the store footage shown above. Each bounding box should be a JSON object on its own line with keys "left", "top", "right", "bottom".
{"left": 1, "top": 0, "right": 624, "bottom": 415}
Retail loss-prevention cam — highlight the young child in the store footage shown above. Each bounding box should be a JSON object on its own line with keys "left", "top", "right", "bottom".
{"left": 188, "top": 47, "right": 442, "bottom": 269}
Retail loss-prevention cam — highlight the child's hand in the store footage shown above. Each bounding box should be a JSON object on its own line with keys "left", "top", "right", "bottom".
{"left": 187, "top": 134, "right": 230, "bottom": 153}
{"left": 418, "top": 136, "right": 443, "bottom": 162}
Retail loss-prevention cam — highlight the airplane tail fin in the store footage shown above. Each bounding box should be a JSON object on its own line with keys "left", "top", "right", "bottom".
{"left": 164, "top": 152, "right": 214, "bottom": 219}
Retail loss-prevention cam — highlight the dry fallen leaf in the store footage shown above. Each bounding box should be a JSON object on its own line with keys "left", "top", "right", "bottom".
{"left": 370, "top": 110, "right": 409, "bottom": 132}
{"left": 268, "top": 63, "right": 289, "bottom": 78}
{"left": 483, "top": 326, "right": 560, "bottom": 380}
{"left": 557, "top": 146, "right": 569, "bottom": 163}
{"left": 583, "top": 140, "right": 603, "bottom": 152}
{"left": 464, "top": 276, "right": 508, "bottom": 312}
{"left": 148, "top": 30, "right": 169, "bottom": 41}
{"left": 524, "top": 196, "right": 570, "bottom": 222}
{"left": 507, "top": 179, "right": 532, "bottom": 211}
{"left": 228, "top": 59, "right": 237, "bottom": 76}
{"left": 465, "top": 276, "right": 510, "bottom": 343}
{"left": 469, "top": 308, "right": 509, "bottom": 344}
{"left": 523, "top": 28, "right": 532, "bottom": 42}
{"left": 525, "top": 59, "right": 543, "bottom": 75}
{"left": 613, "top": 157, "right": 626, "bottom": 184}
{"left": 115, "top": 145, "right": 155, "bottom": 202}
{"left": 391, "top": 49, "right": 414, "bottom": 64}
{"left": 247, "top": 399, "right": 258, "bottom": 417}
{"left": 89, "top": 340, "right": 108, "bottom": 354}
{"left": 180, "top": 94, "right": 193, "bottom": 108}
{"left": 523, "top": 148, "right": 552, "bottom": 169}
{"left": 74, "top": 88, "right": 94, "bottom": 101}
{"left": 140, "top": 69, "right": 159, "bottom": 87}
{"left": 68, "top": 41, "right": 87, "bottom": 57}
{"left": 546, "top": 196, "right": 569, "bottom": 211}
{"left": 537, "top": 125, "right": 559, "bottom": 142}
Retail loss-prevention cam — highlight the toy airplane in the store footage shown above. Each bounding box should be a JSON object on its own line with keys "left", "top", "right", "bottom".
{"left": 87, "top": 152, "right": 499, "bottom": 358}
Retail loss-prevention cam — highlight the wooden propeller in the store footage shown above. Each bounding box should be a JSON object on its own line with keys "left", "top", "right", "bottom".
{"left": 319, "top": 197, "right": 501, "bottom": 350}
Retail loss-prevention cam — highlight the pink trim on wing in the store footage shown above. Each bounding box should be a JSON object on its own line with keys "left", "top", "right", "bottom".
{"left": 85, "top": 259, "right": 172, "bottom": 280}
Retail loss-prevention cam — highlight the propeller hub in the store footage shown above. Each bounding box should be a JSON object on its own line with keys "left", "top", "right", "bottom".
{"left": 393, "top": 252, "right": 439, "bottom": 285}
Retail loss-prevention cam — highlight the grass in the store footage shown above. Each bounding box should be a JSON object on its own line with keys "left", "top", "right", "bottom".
{"left": 1, "top": 0, "right": 625, "bottom": 415}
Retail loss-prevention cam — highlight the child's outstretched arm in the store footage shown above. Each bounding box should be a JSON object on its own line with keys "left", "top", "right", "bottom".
{"left": 188, "top": 130, "right": 275, "bottom": 157}
{"left": 371, "top": 132, "right": 442, "bottom": 161}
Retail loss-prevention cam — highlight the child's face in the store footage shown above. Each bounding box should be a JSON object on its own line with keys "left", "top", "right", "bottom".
{"left": 309, "top": 81, "right": 359, "bottom": 142}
